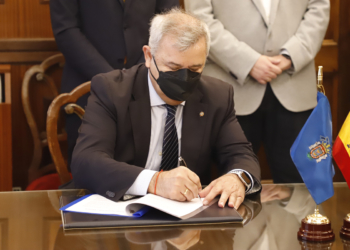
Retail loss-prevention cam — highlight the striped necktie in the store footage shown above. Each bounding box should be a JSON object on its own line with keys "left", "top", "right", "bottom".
{"left": 160, "top": 104, "right": 178, "bottom": 170}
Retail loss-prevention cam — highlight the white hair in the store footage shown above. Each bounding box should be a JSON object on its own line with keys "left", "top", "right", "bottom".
{"left": 149, "top": 8, "right": 210, "bottom": 56}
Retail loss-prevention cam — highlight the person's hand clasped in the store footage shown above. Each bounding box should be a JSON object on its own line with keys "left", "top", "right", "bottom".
{"left": 249, "top": 55, "right": 282, "bottom": 84}
{"left": 199, "top": 173, "right": 246, "bottom": 209}
{"left": 148, "top": 166, "right": 202, "bottom": 202}
{"left": 271, "top": 54, "right": 292, "bottom": 71}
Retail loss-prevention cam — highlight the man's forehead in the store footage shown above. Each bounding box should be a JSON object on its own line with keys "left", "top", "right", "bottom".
{"left": 154, "top": 37, "right": 206, "bottom": 67}
{"left": 157, "top": 36, "right": 206, "bottom": 54}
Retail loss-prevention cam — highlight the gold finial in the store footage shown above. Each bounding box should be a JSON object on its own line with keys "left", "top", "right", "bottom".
{"left": 317, "top": 66, "right": 325, "bottom": 95}
{"left": 304, "top": 208, "right": 330, "bottom": 225}
{"left": 346, "top": 213, "right": 350, "bottom": 222}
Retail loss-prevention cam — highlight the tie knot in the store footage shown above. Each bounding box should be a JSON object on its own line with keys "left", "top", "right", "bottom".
{"left": 164, "top": 104, "right": 177, "bottom": 117}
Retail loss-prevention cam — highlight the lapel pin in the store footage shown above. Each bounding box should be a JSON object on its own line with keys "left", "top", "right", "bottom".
{"left": 199, "top": 111, "right": 204, "bottom": 117}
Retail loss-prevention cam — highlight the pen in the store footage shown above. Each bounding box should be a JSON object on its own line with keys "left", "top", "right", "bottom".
{"left": 178, "top": 156, "right": 201, "bottom": 199}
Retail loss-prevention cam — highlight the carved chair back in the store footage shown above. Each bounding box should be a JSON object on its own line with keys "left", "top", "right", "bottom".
{"left": 21, "top": 53, "right": 65, "bottom": 184}
{"left": 47, "top": 81, "right": 91, "bottom": 184}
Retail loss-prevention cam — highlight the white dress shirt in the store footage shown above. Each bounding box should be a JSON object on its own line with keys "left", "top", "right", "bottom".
{"left": 126, "top": 73, "right": 256, "bottom": 196}
{"left": 261, "top": 0, "right": 271, "bottom": 23}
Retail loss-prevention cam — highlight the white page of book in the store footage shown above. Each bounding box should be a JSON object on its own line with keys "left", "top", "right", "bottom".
{"left": 64, "top": 194, "right": 206, "bottom": 219}
{"left": 65, "top": 194, "right": 137, "bottom": 216}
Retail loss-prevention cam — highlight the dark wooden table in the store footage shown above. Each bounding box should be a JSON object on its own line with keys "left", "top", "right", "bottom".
{"left": 0, "top": 183, "right": 349, "bottom": 250}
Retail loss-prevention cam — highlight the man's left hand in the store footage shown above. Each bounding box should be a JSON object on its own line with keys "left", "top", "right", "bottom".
{"left": 199, "top": 173, "right": 246, "bottom": 209}
{"left": 272, "top": 54, "right": 292, "bottom": 71}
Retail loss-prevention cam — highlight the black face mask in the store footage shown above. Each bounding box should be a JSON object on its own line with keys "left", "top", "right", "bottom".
{"left": 149, "top": 57, "right": 201, "bottom": 101}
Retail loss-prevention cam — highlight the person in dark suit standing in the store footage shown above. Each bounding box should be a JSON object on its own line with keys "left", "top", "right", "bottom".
{"left": 72, "top": 9, "right": 261, "bottom": 209}
{"left": 50, "top": 0, "right": 179, "bottom": 164}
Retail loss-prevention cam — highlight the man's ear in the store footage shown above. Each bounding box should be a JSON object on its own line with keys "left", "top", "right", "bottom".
{"left": 143, "top": 46, "right": 152, "bottom": 68}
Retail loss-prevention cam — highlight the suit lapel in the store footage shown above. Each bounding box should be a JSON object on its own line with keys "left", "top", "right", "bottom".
{"left": 129, "top": 65, "right": 151, "bottom": 167}
{"left": 181, "top": 88, "right": 208, "bottom": 171}
{"left": 251, "top": 0, "right": 269, "bottom": 26}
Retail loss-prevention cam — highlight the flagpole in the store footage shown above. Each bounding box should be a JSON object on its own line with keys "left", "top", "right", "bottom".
{"left": 317, "top": 66, "right": 325, "bottom": 95}
{"left": 303, "top": 66, "right": 331, "bottom": 225}
{"left": 297, "top": 66, "right": 335, "bottom": 242}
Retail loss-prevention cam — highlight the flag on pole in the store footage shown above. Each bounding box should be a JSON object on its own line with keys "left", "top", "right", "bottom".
{"left": 290, "top": 92, "right": 334, "bottom": 205}
{"left": 333, "top": 112, "right": 350, "bottom": 188}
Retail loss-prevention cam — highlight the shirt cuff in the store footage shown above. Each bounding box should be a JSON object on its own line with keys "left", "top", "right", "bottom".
{"left": 125, "top": 169, "right": 158, "bottom": 196}
{"left": 280, "top": 49, "right": 295, "bottom": 74}
{"left": 228, "top": 169, "right": 261, "bottom": 194}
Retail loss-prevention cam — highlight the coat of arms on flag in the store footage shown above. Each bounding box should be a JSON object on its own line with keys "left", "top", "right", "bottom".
{"left": 308, "top": 136, "right": 331, "bottom": 163}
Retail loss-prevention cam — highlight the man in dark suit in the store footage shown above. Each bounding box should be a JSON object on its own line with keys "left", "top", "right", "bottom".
{"left": 50, "top": 0, "right": 179, "bottom": 164}
{"left": 72, "top": 9, "right": 261, "bottom": 208}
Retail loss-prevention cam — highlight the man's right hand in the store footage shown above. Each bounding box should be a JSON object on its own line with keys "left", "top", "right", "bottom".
{"left": 147, "top": 166, "right": 202, "bottom": 201}
{"left": 249, "top": 55, "right": 282, "bottom": 84}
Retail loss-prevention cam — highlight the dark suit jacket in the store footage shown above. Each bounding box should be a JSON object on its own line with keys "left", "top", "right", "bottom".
{"left": 72, "top": 64, "right": 260, "bottom": 201}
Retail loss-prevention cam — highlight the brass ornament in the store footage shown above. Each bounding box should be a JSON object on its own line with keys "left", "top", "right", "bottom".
{"left": 346, "top": 213, "right": 350, "bottom": 222}
{"left": 304, "top": 209, "right": 330, "bottom": 225}
{"left": 297, "top": 206, "right": 335, "bottom": 241}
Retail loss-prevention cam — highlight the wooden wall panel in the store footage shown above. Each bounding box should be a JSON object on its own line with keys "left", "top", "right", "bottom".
{"left": 0, "top": 0, "right": 53, "bottom": 38}
{"left": 11, "top": 65, "right": 35, "bottom": 188}
{"left": 324, "top": 0, "right": 339, "bottom": 41}
{"left": 0, "top": 0, "right": 58, "bottom": 189}
{"left": 0, "top": 65, "right": 12, "bottom": 191}
{"left": 338, "top": 0, "right": 350, "bottom": 133}
{"left": 0, "top": 104, "right": 12, "bottom": 191}
{"left": 0, "top": 39, "right": 58, "bottom": 64}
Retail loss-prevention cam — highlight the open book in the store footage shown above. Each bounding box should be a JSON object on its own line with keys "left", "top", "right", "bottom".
{"left": 60, "top": 194, "right": 209, "bottom": 220}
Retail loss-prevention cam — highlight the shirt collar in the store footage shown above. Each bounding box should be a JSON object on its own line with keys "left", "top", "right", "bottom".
{"left": 147, "top": 72, "right": 185, "bottom": 107}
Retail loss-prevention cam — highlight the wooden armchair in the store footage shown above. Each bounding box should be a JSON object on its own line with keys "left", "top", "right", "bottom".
{"left": 47, "top": 81, "right": 91, "bottom": 185}
{"left": 21, "top": 53, "right": 65, "bottom": 184}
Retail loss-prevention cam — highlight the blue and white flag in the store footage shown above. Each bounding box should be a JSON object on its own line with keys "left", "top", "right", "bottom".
{"left": 290, "top": 92, "right": 334, "bottom": 205}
